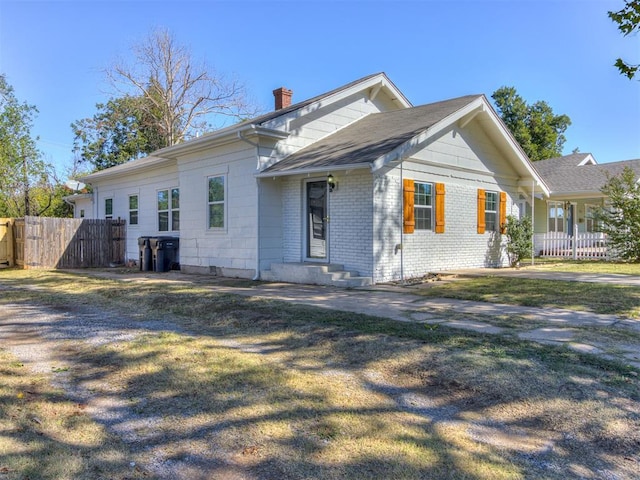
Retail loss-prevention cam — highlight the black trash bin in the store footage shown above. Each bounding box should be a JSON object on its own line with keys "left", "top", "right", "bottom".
{"left": 138, "top": 236, "right": 152, "bottom": 271}
{"left": 150, "top": 236, "right": 179, "bottom": 272}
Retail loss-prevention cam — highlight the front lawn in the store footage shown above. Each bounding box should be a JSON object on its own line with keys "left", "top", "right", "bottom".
{"left": 525, "top": 259, "right": 640, "bottom": 275}
{"left": 0, "top": 269, "right": 638, "bottom": 480}
{"left": 414, "top": 276, "right": 640, "bottom": 317}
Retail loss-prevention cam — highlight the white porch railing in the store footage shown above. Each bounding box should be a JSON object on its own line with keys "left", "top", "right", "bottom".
{"left": 535, "top": 227, "right": 608, "bottom": 260}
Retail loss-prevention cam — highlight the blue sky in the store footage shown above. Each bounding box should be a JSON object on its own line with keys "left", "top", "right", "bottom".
{"left": 1, "top": 0, "right": 639, "bottom": 178}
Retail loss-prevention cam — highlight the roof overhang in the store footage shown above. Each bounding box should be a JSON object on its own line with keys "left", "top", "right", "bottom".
{"left": 546, "top": 191, "right": 606, "bottom": 200}
{"left": 61, "top": 193, "right": 93, "bottom": 203}
{"left": 369, "top": 95, "right": 551, "bottom": 196}
{"left": 155, "top": 124, "right": 289, "bottom": 160}
{"left": 83, "top": 155, "right": 175, "bottom": 183}
{"left": 256, "top": 163, "right": 369, "bottom": 179}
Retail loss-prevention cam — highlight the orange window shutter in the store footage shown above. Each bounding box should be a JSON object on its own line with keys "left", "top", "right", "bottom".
{"left": 403, "top": 179, "right": 415, "bottom": 234}
{"left": 500, "top": 191, "right": 507, "bottom": 234}
{"left": 477, "top": 189, "right": 486, "bottom": 234}
{"left": 435, "top": 182, "right": 445, "bottom": 233}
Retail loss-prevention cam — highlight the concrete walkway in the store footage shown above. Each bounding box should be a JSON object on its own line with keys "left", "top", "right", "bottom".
{"left": 100, "top": 268, "right": 640, "bottom": 370}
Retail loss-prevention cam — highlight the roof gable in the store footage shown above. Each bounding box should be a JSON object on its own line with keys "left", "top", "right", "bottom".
{"left": 259, "top": 94, "right": 549, "bottom": 196}
{"left": 534, "top": 154, "right": 640, "bottom": 196}
{"left": 260, "top": 95, "right": 481, "bottom": 175}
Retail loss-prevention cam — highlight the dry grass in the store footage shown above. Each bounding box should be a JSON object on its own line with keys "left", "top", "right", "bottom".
{"left": 0, "top": 350, "right": 145, "bottom": 480}
{"left": 0, "top": 269, "right": 639, "bottom": 479}
{"left": 413, "top": 276, "right": 640, "bottom": 317}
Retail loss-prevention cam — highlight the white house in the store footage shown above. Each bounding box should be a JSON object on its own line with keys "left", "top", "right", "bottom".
{"left": 74, "top": 72, "right": 548, "bottom": 285}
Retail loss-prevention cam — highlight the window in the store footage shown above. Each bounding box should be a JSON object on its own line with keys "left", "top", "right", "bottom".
{"left": 548, "top": 201, "right": 565, "bottom": 232}
{"left": 414, "top": 182, "right": 433, "bottom": 230}
{"left": 208, "top": 176, "right": 225, "bottom": 229}
{"left": 403, "top": 179, "right": 445, "bottom": 234}
{"left": 105, "top": 198, "right": 113, "bottom": 220}
{"left": 485, "top": 191, "right": 498, "bottom": 232}
{"left": 129, "top": 195, "right": 138, "bottom": 226}
{"left": 79, "top": 209, "right": 85, "bottom": 218}
{"left": 585, "top": 204, "right": 598, "bottom": 232}
{"left": 158, "top": 188, "right": 179, "bottom": 231}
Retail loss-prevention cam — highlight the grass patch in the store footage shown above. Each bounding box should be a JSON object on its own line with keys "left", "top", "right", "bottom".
{"left": 0, "top": 269, "right": 639, "bottom": 479}
{"left": 0, "top": 349, "right": 145, "bottom": 480}
{"left": 415, "top": 276, "right": 640, "bottom": 317}
{"left": 525, "top": 259, "right": 640, "bottom": 275}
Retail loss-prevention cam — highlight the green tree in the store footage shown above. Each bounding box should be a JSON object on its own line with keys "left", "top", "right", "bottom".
{"left": 492, "top": 86, "right": 572, "bottom": 161}
{"left": 0, "top": 74, "right": 55, "bottom": 216}
{"left": 608, "top": 0, "right": 640, "bottom": 79}
{"left": 598, "top": 166, "right": 640, "bottom": 262}
{"left": 504, "top": 215, "right": 533, "bottom": 267}
{"left": 72, "top": 95, "right": 166, "bottom": 170}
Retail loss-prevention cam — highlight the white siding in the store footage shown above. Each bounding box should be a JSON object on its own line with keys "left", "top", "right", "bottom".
{"left": 90, "top": 161, "right": 179, "bottom": 262}
{"left": 258, "top": 178, "right": 284, "bottom": 270}
{"left": 176, "top": 141, "right": 258, "bottom": 277}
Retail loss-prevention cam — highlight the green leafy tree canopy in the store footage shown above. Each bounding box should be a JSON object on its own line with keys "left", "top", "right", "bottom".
{"left": 492, "top": 86, "right": 572, "bottom": 161}
{"left": 0, "top": 73, "right": 57, "bottom": 217}
{"left": 72, "top": 95, "right": 166, "bottom": 171}
{"left": 598, "top": 166, "right": 640, "bottom": 262}
{"left": 608, "top": 0, "right": 640, "bottom": 79}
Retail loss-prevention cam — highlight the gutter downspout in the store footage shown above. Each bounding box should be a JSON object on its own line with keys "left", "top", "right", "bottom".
{"left": 400, "top": 161, "right": 404, "bottom": 283}
{"left": 237, "top": 130, "right": 262, "bottom": 281}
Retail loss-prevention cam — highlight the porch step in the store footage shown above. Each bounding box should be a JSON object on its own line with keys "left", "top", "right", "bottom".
{"left": 261, "top": 263, "right": 372, "bottom": 288}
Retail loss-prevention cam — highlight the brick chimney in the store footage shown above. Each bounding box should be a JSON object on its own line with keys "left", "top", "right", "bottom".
{"left": 273, "top": 87, "right": 293, "bottom": 110}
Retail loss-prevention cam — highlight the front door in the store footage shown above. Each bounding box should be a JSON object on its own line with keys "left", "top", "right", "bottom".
{"left": 306, "top": 180, "right": 328, "bottom": 260}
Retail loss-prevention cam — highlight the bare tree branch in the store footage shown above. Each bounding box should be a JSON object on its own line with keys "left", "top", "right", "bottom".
{"left": 104, "top": 27, "right": 260, "bottom": 146}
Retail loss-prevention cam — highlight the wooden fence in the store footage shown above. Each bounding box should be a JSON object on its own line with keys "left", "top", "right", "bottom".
{"left": 0, "top": 216, "right": 126, "bottom": 269}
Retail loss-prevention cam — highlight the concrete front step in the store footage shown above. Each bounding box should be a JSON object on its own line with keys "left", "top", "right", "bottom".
{"left": 261, "top": 262, "right": 372, "bottom": 287}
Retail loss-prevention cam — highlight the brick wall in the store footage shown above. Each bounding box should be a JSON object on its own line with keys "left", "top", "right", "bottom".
{"left": 373, "top": 168, "right": 513, "bottom": 283}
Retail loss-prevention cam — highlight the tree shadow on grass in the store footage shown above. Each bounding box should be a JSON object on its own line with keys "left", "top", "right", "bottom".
{"left": 0, "top": 272, "right": 638, "bottom": 479}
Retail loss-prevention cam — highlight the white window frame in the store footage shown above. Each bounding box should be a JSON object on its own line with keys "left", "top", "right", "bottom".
{"left": 207, "top": 175, "right": 226, "bottom": 230}
{"left": 157, "top": 188, "right": 179, "bottom": 232}
{"left": 585, "top": 204, "right": 598, "bottom": 233}
{"left": 128, "top": 194, "right": 139, "bottom": 226}
{"left": 548, "top": 201, "right": 565, "bottom": 233}
{"left": 104, "top": 198, "right": 113, "bottom": 220}
{"left": 485, "top": 191, "right": 498, "bottom": 232}
{"left": 414, "top": 182, "right": 433, "bottom": 231}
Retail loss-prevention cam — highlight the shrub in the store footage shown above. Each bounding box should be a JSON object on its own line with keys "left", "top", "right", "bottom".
{"left": 504, "top": 215, "right": 532, "bottom": 267}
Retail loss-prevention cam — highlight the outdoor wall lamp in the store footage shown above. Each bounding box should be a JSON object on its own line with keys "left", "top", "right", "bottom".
{"left": 327, "top": 174, "right": 337, "bottom": 192}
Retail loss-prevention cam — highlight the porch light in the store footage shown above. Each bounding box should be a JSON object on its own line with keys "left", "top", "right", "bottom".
{"left": 327, "top": 174, "right": 337, "bottom": 192}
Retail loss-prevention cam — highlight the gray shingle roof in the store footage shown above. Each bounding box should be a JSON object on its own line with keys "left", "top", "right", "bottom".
{"left": 533, "top": 154, "right": 640, "bottom": 195}
{"left": 262, "top": 94, "right": 482, "bottom": 174}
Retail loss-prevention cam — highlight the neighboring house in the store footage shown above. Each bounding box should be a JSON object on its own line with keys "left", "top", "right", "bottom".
{"left": 69, "top": 72, "right": 548, "bottom": 285}
{"left": 531, "top": 153, "right": 640, "bottom": 255}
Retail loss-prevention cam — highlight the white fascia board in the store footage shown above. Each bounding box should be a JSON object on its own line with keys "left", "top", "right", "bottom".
{"left": 255, "top": 163, "right": 368, "bottom": 178}
{"left": 155, "top": 125, "right": 289, "bottom": 159}
{"left": 61, "top": 193, "right": 93, "bottom": 203}
{"left": 287, "top": 74, "right": 412, "bottom": 121}
{"left": 83, "top": 156, "right": 175, "bottom": 183}
{"left": 477, "top": 98, "right": 551, "bottom": 197}
{"left": 547, "top": 191, "right": 606, "bottom": 200}
{"left": 578, "top": 154, "right": 597, "bottom": 166}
